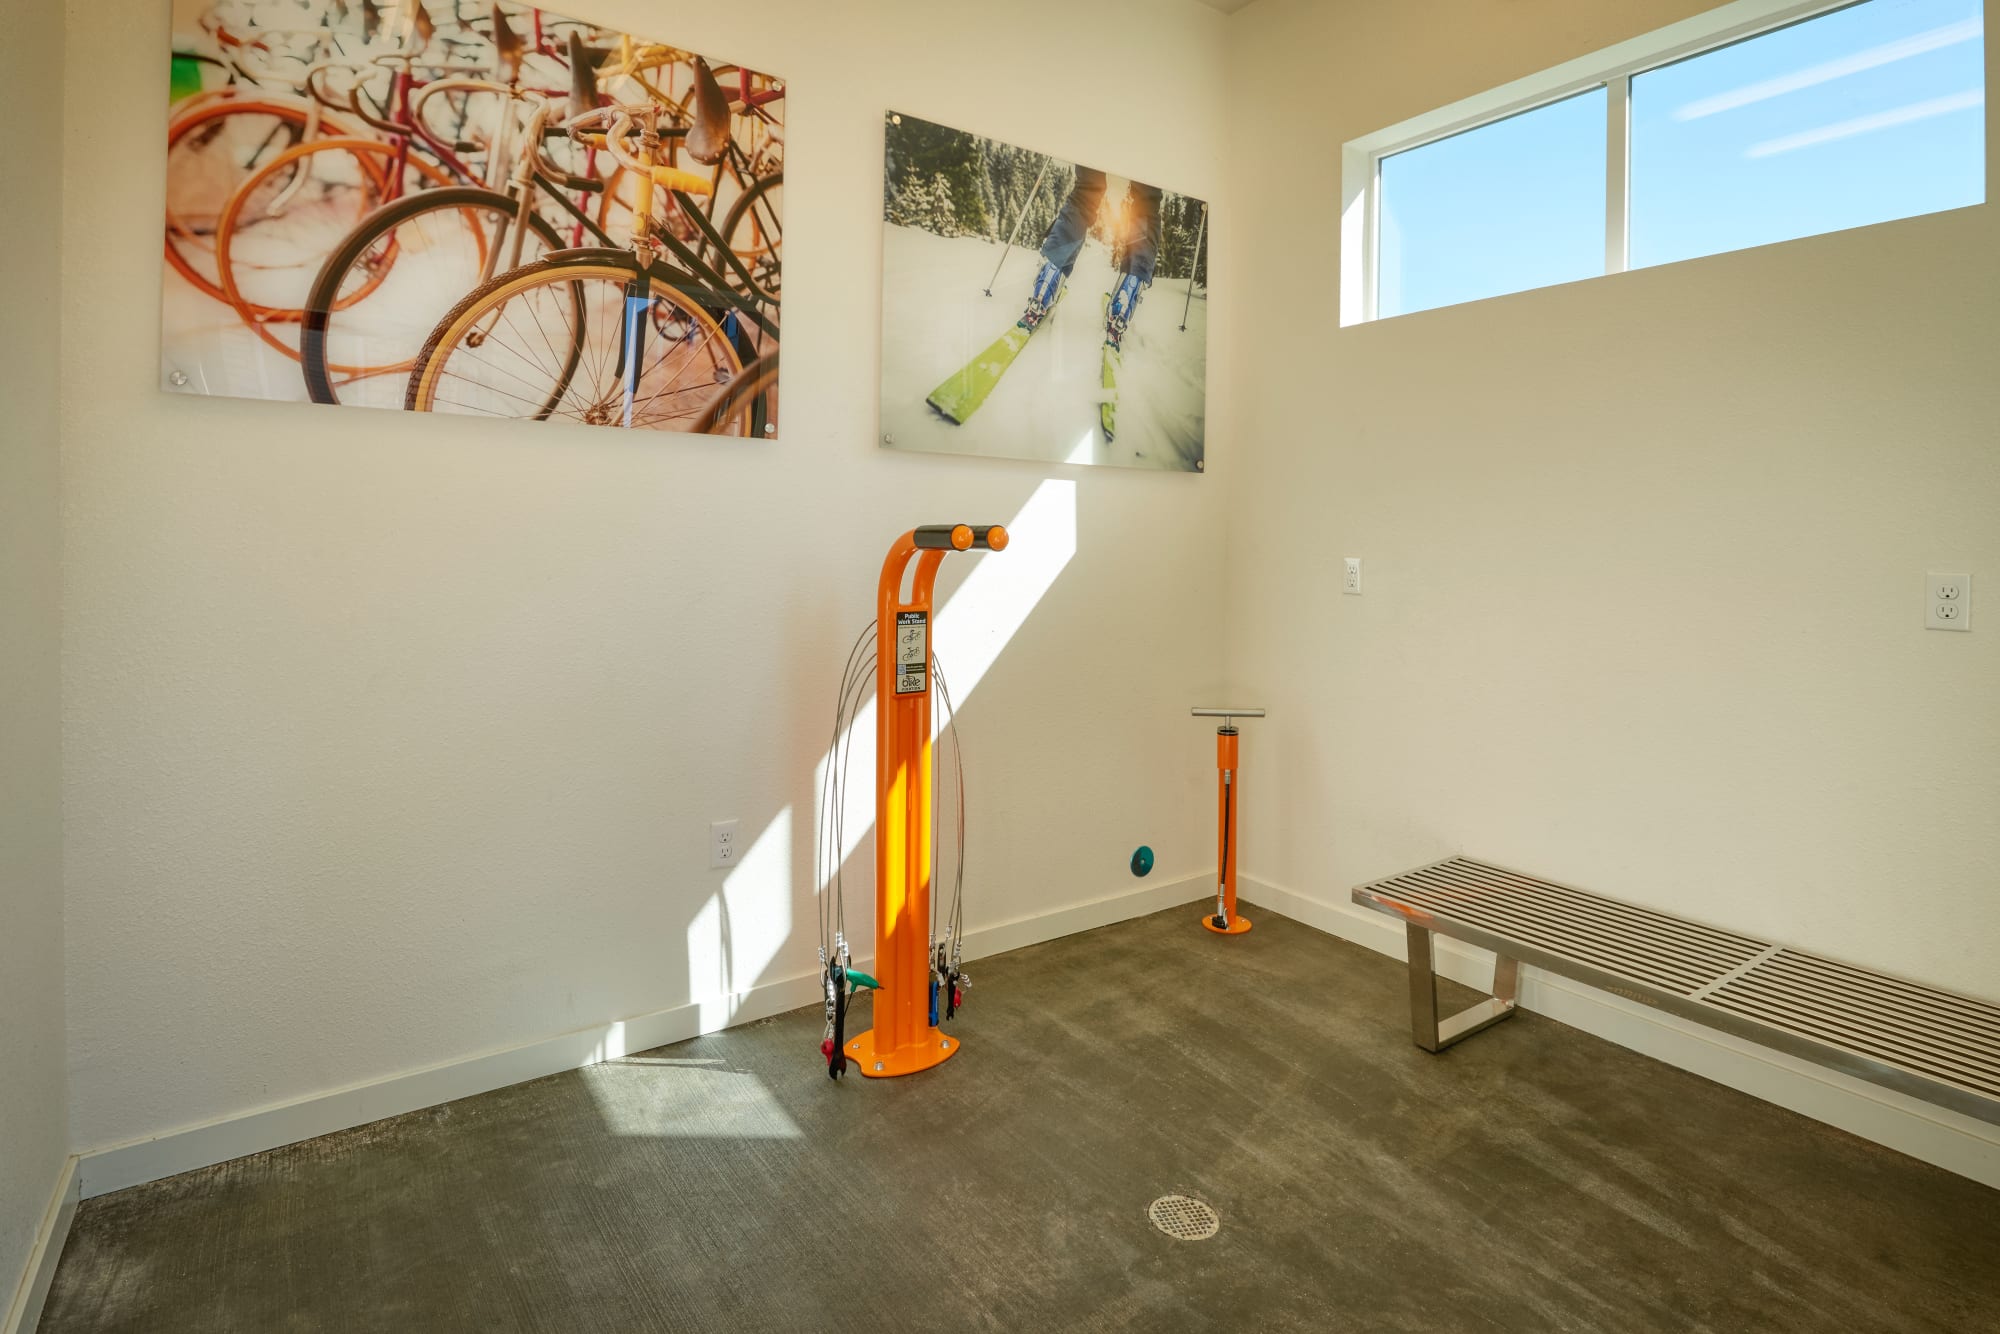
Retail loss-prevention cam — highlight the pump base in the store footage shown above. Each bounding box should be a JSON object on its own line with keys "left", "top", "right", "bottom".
{"left": 1201, "top": 913, "right": 1253, "bottom": 935}
{"left": 844, "top": 1027, "right": 963, "bottom": 1077}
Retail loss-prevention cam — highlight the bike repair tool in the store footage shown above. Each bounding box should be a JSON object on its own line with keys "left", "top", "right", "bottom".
{"left": 1192, "top": 707, "right": 1264, "bottom": 935}
{"left": 817, "top": 525, "right": 1007, "bottom": 1078}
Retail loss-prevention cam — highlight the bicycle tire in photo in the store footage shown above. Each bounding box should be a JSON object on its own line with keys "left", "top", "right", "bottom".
{"left": 160, "top": 0, "right": 784, "bottom": 441}
{"left": 300, "top": 187, "right": 568, "bottom": 407}
{"left": 404, "top": 251, "right": 764, "bottom": 435}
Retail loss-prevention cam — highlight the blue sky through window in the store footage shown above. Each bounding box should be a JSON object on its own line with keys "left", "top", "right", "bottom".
{"left": 1633, "top": 0, "right": 1984, "bottom": 266}
{"left": 1379, "top": 89, "right": 1608, "bottom": 318}
{"left": 1377, "top": 0, "right": 1986, "bottom": 318}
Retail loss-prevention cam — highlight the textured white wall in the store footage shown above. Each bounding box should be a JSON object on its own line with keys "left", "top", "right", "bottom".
{"left": 0, "top": 0, "right": 70, "bottom": 1300}
{"left": 1222, "top": 0, "right": 1999, "bottom": 997}
{"left": 62, "top": 0, "right": 1232, "bottom": 1152}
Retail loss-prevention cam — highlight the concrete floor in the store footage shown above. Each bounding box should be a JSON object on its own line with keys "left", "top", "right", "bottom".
{"left": 40, "top": 904, "right": 2000, "bottom": 1333}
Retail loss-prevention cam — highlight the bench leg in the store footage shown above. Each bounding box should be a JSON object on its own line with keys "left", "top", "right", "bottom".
{"left": 1407, "top": 923, "right": 1518, "bottom": 1053}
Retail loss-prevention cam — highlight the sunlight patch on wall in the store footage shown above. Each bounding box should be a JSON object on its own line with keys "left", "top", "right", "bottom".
{"left": 687, "top": 808, "right": 795, "bottom": 1028}
{"left": 935, "top": 477, "right": 1079, "bottom": 702}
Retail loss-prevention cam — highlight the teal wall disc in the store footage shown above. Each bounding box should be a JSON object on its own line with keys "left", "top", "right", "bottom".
{"left": 1130, "top": 845, "right": 1155, "bottom": 877}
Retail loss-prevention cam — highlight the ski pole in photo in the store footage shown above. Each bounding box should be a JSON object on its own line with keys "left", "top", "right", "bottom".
{"left": 982, "top": 155, "right": 1053, "bottom": 296}
{"left": 1181, "top": 201, "right": 1207, "bottom": 332}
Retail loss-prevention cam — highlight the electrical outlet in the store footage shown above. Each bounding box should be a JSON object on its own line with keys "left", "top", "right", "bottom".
{"left": 709, "top": 819, "right": 739, "bottom": 868}
{"left": 1926, "top": 572, "right": 1971, "bottom": 632}
{"left": 1343, "top": 557, "right": 1362, "bottom": 595}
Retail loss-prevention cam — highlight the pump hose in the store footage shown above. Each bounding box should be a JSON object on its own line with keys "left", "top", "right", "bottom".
{"left": 1214, "top": 769, "right": 1233, "bottom": 928}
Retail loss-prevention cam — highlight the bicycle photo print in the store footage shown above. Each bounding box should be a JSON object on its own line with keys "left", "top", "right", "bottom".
{"left": 162, "top": 0, "right": 782, "bottom": 438}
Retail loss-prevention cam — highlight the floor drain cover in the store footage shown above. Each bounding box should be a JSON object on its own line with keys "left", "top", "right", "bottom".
{"left": 1148, "top": 1194, "right": 1220, "bottom": 1241}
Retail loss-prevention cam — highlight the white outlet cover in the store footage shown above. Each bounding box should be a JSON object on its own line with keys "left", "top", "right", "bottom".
{"left": 709, "top": 819, "right": 740, "bottom": 868}
{"left": 1343, "top": 557, "right": 1362, "bottom": 595}
{"left": 1926, "top": 572, "right": 1971, "bottom": 632}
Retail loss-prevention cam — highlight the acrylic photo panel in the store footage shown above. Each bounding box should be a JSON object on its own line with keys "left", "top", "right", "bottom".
{"left": 880, "top": 111, "right": 1208, "bottom": 472}
{"left": 163, "top": 0, "right": 782, "bottom": 437}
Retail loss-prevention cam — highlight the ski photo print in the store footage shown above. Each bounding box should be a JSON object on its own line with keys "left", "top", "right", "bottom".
{"left": 880, "top": 112, "right": 1207, "bottom": 472}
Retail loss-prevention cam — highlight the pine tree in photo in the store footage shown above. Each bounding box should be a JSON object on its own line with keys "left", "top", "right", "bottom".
{"left": 977, "top": 149, "right": 1071, "bottom": 260}
{"left": 975, "top": 138, "right": 999, "bottom": 240}
{"left": 1156, "top": 193, "right": 1208, "bottom": 288}
{"left": 885, "top": 169, "right": 925, "bottom": 228}
{"left": 884, "top": 132, "right": 996, "bottom": 238}
{"left": 924, "top": 172, "right": 959, "bottom": 236}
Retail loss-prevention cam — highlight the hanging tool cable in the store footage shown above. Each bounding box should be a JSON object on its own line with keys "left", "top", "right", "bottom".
{"left": 830, "top": 624, "right": 886, "bottom": 1076}
{"left": 928, "top": 653, "right": 968, "bottom": 1025}
{"left": 818, "top": 621, "right": 877, "bottom": 1078}
{"left": 821, "top": 626, "right": 875, "bottom": 1077}
{"left": 934, "top": 656, "right": 969, "bottom": 1020}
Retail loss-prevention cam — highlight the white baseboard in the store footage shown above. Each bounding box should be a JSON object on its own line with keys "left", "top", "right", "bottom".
{"left": 3, "top": 1154, "right": 79, "bottom": 1334}
{"left": 959, "top": 869, "right": 1208, "bottom": 961}
{"left": 79, "top": 872, "right": 1209, "bottom": 1200}
{"left": 1243, "top": 875, "right": 2000, "bottom": 1192}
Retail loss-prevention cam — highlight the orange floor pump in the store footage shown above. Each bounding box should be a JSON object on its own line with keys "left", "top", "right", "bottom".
{"left": 821, "top": 524, "right": 1008, "bottom": 1079}
{"left": 1192, "top": 707, "right": 1264, "bottom": 935}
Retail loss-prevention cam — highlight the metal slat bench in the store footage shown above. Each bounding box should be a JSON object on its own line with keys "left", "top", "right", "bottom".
{"left": 1352, "top": 857, "right": 2000, "bottom": 1127}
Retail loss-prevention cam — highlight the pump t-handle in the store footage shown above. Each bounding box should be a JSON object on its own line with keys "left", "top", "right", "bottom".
{"left": 1192, "top": 706, "right": 1266, "bottom": 730}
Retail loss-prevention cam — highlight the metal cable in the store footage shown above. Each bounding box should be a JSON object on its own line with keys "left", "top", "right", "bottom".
{"left": 819, "top": 621, "right": 875, "bottom": 963}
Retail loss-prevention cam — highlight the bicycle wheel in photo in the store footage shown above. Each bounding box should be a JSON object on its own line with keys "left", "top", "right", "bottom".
{"left": 693, "top": 346, "right": 778, "bottom": 438}
{"left": 301, "top": 187, "right": 567, "bottom": 408}
{"left": 405, "top": 252, "right": 746, "bottom": 432}
{"left": 165, "top": 96, "right": 325, "bottom": 299}
{"left": 214, "top": 138, "right": 453, "bottom": 359}
{"left": 717, "top": 171, "right": 781, "bottom": 303}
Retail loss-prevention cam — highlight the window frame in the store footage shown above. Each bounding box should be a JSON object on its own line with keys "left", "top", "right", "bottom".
{"left": 1340, "top": 0, "right": 1955, "bottom": 325}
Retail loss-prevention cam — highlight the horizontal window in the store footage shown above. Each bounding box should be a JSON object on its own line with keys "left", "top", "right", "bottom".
{"left": 1342, "top": 0, "right": 1987, "bottom": 323}
{"left": 1380, "top": 88, "right": 1607, "bottom": 318}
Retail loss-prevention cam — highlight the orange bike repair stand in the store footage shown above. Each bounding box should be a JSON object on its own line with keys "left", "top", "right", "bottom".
{"left": 1192, "top": 707, "right": 1264, "bottom": 935}
{"left": 845, "top": 523, "right": 1009, "bottom": 1077}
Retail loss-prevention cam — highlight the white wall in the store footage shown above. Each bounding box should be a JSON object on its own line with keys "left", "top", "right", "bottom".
{"left": 1223, "top": 0, "right": 1999, "bottom": 998}
{"left": 62, "top": 0, "right": 1231, "bottom": 1155}
{"left": 0, "top": 0, "right": 71, "bottom": 1311}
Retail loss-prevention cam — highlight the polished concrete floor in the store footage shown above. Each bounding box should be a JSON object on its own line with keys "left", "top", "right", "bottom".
{"left": 41, "top": 904, "right": 2000, "bottom": 1333}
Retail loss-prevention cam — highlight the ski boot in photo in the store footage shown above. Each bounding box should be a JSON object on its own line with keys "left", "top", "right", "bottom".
{"left": 1019, "top": 259, "right": 1066, "bottom": 332}
{"left": 1105, "top": 271, "right": 1146, "bottom": 350}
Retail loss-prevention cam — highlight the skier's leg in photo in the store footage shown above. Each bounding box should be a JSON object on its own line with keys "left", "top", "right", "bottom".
{"left": 1022, "top": 167, "right": 1106, "bottom": 330}
{"left": 1108, "top": 182, "right": 1163, "bottom": 350}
